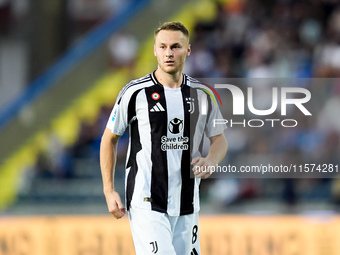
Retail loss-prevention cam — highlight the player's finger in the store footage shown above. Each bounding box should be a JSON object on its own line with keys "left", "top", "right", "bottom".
{"left": 191, "top": 157, "right": 200, "bottom": 165}
{"left": 195, "top": 165, "right": 213, "bottom": 178}
{"left": 120, "top": 207, "right": 126, "bottom": 214}
{"left": 192, "top": 164, "right": 202, "bottom": 175}
{"left": 192, "top": 158, "right": 204, "bottom": 174}
{"left": 112, "top": 207, "right": 125, "bottom": 219}
{"left": 194, "top": 165, "right": 207, "bottom": 177}
{"left": 196, "top": 169, "right": 207, "bottom": 178}
{"left": 114, "top": 198, "right": 126, "bottom": 219}
{"left": 202, "top": 172, "right": 212, "bottom": 179}
{"left": 116, "top": 197, "right": 124, "bottom": 210}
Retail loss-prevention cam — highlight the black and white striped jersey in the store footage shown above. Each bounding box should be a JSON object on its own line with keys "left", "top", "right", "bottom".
{"left": 106, "top": 72, "right": 226, "bottom": 216}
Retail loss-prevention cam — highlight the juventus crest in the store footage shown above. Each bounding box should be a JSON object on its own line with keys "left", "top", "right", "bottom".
{"left": 186, "top": 97, "right": 195, "bottom": 114}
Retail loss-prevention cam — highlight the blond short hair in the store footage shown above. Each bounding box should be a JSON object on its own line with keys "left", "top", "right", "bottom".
{"left": 154, "top": 21, "right": 189, "bottom": 38}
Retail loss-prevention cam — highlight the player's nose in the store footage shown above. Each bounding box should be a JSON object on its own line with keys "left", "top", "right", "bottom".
{"left": 165, "top": 48, "right": 173, "bottom": 58}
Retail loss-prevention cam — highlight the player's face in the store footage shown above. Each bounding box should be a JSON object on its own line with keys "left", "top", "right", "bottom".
{"left": 154, "top": 30, "right": 191, "bottom": 75}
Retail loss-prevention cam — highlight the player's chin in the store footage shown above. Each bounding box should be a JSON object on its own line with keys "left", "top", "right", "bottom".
{"left": 162, "top": 66, "right": 179, "bottom": 74}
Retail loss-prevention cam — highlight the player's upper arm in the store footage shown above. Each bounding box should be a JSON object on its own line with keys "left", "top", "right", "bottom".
{"left": 101, "top": 128, "right": 121, "bottom": 145}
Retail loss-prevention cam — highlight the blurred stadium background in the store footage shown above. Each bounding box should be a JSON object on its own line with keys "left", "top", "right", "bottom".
{"left": 1, "top": 0, "right": 340, "bottom": 254}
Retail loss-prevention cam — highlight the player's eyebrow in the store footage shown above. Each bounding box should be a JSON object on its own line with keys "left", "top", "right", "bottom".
{"left": 158, "top": 42, "right": 183, "bottom": 47}
{"left": 171, "top": 43, "right": 182, "bottom": 47}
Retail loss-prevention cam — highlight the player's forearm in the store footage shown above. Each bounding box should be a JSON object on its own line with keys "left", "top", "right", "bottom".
{"left": 206, "top": 133, "right": 228, "bottom": 165}
{"left": 100, "top": 141, "right": 115, "bottom": 193}
{"left": 100, "top": 130, "right": 119, "bottom": 193}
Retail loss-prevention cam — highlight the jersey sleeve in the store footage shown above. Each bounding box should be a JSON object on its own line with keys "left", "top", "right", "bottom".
{"left": 205, "top": 95, "right": 227, "bottom": 138}
{"left": 106, "top": 90, "right": 130, "bottom": 136}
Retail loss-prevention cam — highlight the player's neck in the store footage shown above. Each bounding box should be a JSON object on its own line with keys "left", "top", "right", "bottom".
{"left": 154, "top": 69, "right": 183, "bottom": 89}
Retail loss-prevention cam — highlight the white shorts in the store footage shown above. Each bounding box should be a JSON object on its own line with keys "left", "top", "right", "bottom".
{"left": 128, "top": 206, "right": 201, "bottom": 255}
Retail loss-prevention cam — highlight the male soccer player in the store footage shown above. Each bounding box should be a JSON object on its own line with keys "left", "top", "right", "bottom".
{"left": 100, "top": 21, "right": 228, "bottom": 254}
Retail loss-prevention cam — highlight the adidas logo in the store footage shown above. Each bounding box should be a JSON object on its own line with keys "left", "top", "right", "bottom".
{"left": 150, "top": 102, "right": 165, "bottom": 112}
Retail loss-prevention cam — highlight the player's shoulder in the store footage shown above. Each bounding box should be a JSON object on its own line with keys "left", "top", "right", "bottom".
{"left": 121, "top": 73, "right": 154, "bottom": 94}
{"left": 185, "top": 74, "right": 222, "bottom": 105}
{"left": 117, "top": 73, "right": 154, "bottom": 103}
{"left": 185, "top": 74, "right": 214, "bottom": 93}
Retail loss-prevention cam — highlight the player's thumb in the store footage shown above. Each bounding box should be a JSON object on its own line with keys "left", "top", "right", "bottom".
{"left": 112, "top": 192, "right": 125, "bottom": 210}
{"left": 116, "top": 197, "right": 124, "bottom": 210}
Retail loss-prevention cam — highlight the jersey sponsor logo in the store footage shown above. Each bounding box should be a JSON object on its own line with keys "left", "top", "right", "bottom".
{"left": 168, "top": 118, "right": 183, "bottom": 134}
{"left": 143, "top": 197, "right": 153, "bottom": 202}
{"left": 150, "top": 102, "right": 165, "bottom": 112}
{"left": 151, "top": 92, "right": 160, "bottom": 100}
{"left": 161, "top": 135, "right": 189, "bottom": 151}
{"left": 160, "top": 118, "right": 189, "bottom": 151}
{"left": 111, "top": 109, "right": 117, "bottom": 121}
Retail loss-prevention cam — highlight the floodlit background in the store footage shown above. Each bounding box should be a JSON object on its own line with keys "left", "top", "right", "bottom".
{"left": 0, "top": 0, "right": 340, "bottom": 254}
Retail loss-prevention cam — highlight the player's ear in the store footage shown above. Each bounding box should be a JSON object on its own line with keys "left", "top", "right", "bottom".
{"left": 186, "top": 44, "right": 191, "bottom": 57}
{"left": 154, "top": 44, "right": 157, "bottom": 57}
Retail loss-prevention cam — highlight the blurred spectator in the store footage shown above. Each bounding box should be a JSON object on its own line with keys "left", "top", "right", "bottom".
{"left": 69, "top": 0, "right": 125, "bottom": 33}
{"left": 0, "top": 0, "right": 12, "bottom": 33}
{"left": 317, "top": 84, "right": 340, "bottom": 133}
{"left": 108, "top": 31, "right": 139, "bottom": 69}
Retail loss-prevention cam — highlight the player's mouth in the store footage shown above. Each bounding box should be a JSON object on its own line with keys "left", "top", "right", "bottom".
{"left": 165, "top": 60, "right": 175, "bottom": 65}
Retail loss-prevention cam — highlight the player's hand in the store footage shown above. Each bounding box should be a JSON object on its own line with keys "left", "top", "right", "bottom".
{"left": 104, "top": 190, "right": 126, "bottom": 219}
{"left": 191, "top": 157, "right": 216, "bottom": 179}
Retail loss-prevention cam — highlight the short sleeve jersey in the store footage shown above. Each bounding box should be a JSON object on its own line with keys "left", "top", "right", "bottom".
{"left": 106, "top": 72, "right": 226, "bottom": 216}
